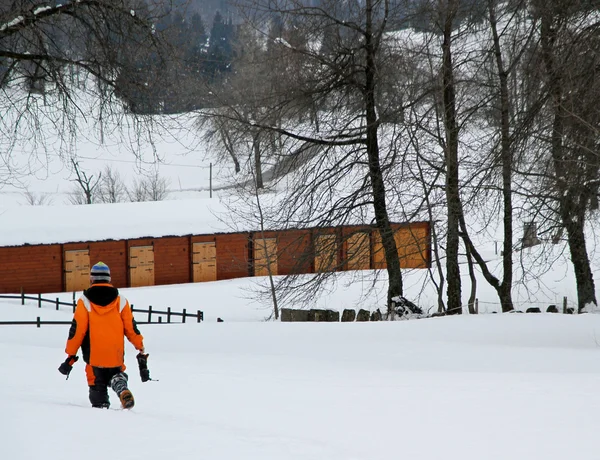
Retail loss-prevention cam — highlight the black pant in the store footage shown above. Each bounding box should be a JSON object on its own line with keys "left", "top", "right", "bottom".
{"left": 88, "top": 367, "right": 127, "bottom": 408}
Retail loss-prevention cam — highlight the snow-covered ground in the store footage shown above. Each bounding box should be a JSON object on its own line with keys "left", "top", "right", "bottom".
{"left": 3, "top": 291, "right": 600, "bottom": 460}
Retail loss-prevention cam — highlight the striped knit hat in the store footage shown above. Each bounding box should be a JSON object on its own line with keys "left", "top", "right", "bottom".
{"left": 90, "top": 261, "right": 111, "bottom": 283}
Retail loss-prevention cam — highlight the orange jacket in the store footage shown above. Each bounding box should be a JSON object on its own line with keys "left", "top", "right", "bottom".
{"left": 65, "top": 283, "right": 144, "bottom": 368}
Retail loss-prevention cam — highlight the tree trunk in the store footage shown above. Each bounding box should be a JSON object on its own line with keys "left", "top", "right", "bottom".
{"left": 489, "top": 0, "right": 514, "bottom": 312}
{"left": 441, "top": 0, "right": 462, "bottom": 315}
{"left": 464, "top": 243, "right": 477, "bottom": 314}
{"left": 365, "top": 0, "right": 402, "bottom": 313}
{"left": 563, "top": 215, "right": 597, "bottom": 311}
{"left": 254, "top": 132, "right": 264, "bottom": 189}
{"left": 219, "top": 127, "right": 241, "bottom": 173}
{"left": 452, "top": 1, "right": 517, "bottom": 313}
{"left": 539, "top": 7, "right": 598, "bottom": 312}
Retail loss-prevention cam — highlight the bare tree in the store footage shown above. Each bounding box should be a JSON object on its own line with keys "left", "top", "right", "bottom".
{"left": 70, "top": 158, "right": 101, "bottom": 204}
{"left": 127, "top": 178, "right": 148, "bottom": 202}
{"left": 145, "top": 171, "right": 170, "bottom": 201}
{"left": 526, "top": 0, "right": 600, "bottom": 311}
{"left": 126, "top": 171, "right": 169, "bottom": 202}
{"left": 97, "top": 165, "right": 127, "bottom": 203}
{"left": 67, "top": 184, "right": 90, "bottom": 205}
{"left": 438, "top": 0, "right": 464, "bottom": 314}
{"left": 251, "top": 171, "right": 280, "bottom": 320}
{"left": 21, "top": 188, "right": 53, "bottom": 206}
{"left": 200, "top": 115, "right": 242, "bottom": 174}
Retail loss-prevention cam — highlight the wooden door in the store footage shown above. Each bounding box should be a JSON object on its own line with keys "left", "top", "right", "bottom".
{"left": 373, "top": 228, "right": 429, "bottom": 269}
{"left": 129, "top": 246, "right": 155, "bottom": 287}
{"left": 395, "top": 227, "right": 429, "bottom": 268}
{"left": 315, "top": 234, "right": 337, "bottom": 273}
{"left": 254, "top": 238, "right": 277, "bottom": 276}
{"left": 193, "top": 242, "right": 217, "bottom": 282}
{"left": 346, "top": 232, "right": 370, "bottom": 270}
{"left": 64, "top": 249, "right": 90, "bottom": 292}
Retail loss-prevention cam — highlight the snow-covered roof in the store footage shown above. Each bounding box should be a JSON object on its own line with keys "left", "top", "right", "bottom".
{"left": 0, "top": 198, "right": 238, "bottom": 247}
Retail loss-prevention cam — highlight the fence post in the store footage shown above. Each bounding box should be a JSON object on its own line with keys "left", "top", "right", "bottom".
{"left": 197, "top": 310, "right": 202, "bottom": 323}
{"left": 563, "top": 296, "right": 568, "bottom": 314}
{"left": 21, "top": 287, "right": 24, "bottom": 305}
{"left": 56, "top": 298, "right": 60, "bottom": 311}
{"left": 36, "top": 316, "right": 41, "bottom": 328}
{"left": 167, "top": 307, "right": 171, "bottom": 324}
{"left": 158, "top": 317, "right": 162, "bottom": 323}
{"left": 182, "top": 308, "right": 187, "bottom": 323}
{"left": 38, "top": 293, "right": 42, "bottom": 308}
{"left": 148, "top": 306, "right": 153, "bottom": 323}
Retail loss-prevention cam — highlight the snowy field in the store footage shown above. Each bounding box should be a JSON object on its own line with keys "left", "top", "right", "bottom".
{"left": 2, "top": 290, "right": 600, "bottom": 460}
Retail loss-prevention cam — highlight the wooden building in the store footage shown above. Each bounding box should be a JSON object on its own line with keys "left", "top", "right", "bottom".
{"left": 0, "top": 222, "right": 431, "bottom": 294}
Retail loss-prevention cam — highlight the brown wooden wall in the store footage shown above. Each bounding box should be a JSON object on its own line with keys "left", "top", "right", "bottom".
{"left": 341, "top": 226, "right": 373, "bottom": 270}
{"left": 0, "top": 244, "right": 62, "bottom": 293}
{"left": 312, "top": 227, "right": 343, "bottom": 272}
{"left": 153, "top": 237, "right": 190, "bottom": 286}
{"left": 214, "top": 233, "right": 250, "bottom": 280}
{"left": 250, "top": 231, "right": 277, "bottom": 276}
{"left": 0, "top": 222, "right": 431, "bottom": 294}
{"left": 373, "top": 222, "right": 431, "bottom": 269}
{"left": 278, "top": 229, "right": 312, "bottom": 275}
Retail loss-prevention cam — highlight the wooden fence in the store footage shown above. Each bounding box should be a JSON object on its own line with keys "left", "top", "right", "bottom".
{"left": 0, "top": 292, "right": 203, "bottom": 326}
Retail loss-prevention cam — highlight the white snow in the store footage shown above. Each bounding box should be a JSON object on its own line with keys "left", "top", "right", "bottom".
{"left": 34, "top": 6, "right": 52, "bottom": 15}
{"left": 0, "top": 16, "right": 24, "bottom": 32}
{"left": 3, "top": 292, "right": 600, "bottom": 460}
{"left": 0, "top": 198, "right": 234, "bottom": 247}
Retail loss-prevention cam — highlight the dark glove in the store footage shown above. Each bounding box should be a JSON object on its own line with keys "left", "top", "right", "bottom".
{"left": 58, "top": 355, "right": 79, "bottom": 379}
{"left": 136, "top": 352, "right": 150, "bottom": 382}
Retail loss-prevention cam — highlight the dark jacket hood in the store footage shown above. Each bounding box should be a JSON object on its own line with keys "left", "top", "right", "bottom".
{"left": 84, "top": 284, "right": 119, "bottom": 307}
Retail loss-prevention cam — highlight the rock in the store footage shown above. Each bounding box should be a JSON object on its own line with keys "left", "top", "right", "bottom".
{"left": 281, "top": 308, "right": 310, "bottom": 322}
{"left": 370, "top": 309, "right": 382, "bottom": 321}
{"left": 325, "top": 310, "right": 340, "bottom": 322}
{"left": 341, "top": 309, "right": 356, "bottom": 322}
{"left": 526, "top": 307, "right": 541, "bottom": 313}
{"left": 546, "top": 305, "right": 559, "bottom": 313}
{"left": 281, "top": 308, "right": 293, "bottom": 322}
{"left": 308, "top": 309, "right": 328, "bottom": 321}
{"left": 356, "top": 309, "right": 370, "bottom": 322}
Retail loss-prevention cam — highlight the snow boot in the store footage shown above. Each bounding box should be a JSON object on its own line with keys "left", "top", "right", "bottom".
{"left": 119, "top": 389, "right": 135, "bottom": 410}
{"left": 92, "top": 402, "right": 110, "bottom": 409}
{"left": 110, "top": 372, "right": 135, "bottom": 409}
{"left": 89, "top": 384, "right": 110, "bottom": 408}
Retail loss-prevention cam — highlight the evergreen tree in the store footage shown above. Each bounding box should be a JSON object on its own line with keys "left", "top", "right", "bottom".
{"left": 185, "top": 12, "right": 208, "bottom": 77}
{"left": 206, "top": 10, "right": 235, "bottom": 80}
